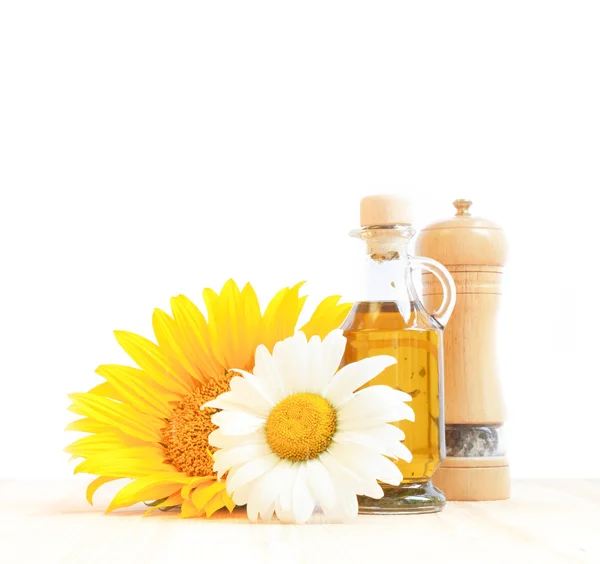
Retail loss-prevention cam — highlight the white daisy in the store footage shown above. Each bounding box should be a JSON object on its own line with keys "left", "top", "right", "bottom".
{"left": 204, "top": 329, "right": 414, "bottom": 524}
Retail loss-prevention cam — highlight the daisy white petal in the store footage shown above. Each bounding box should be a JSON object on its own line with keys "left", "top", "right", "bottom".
{"left": 231, "top": 481, "right": 253, "bottom": 506}
{"left": 305, "top": 458, "right": 337, "bottom": 512}
{"left": 211, "top": 410, "right": 266, "bottom": 436}
{"left": 322, "top": 493, "right": 359, "bottom": 523}
{"left": 226, "top": 452, "right": 280, "bottom": 494}
{"left": 373, "top": 455, "right": 402, "bottom": 486}
{"left": 272, "top": 332, "right": 308, "bottom": 395}
{"left": 208, "top": 428, "right": 266, "bottom": 449}
{"left": 319, "top": 449, "right": 386, "bottom": 500}
{"left": 246, "top": 459, "right": 292, "bottom": 522}
{"left": 260, "top": 501, "right": 276, "bottom": 521}
{"left": 203, "top": 391, "right": 265, "bottom": 415}
{"left": 288, "top": 465, "right": 314, "bottom": 523}
{"left": 386, "top": 440, "right": 413, "bottom": 463}
{"left": 325, "top": 356, "right": 397, "bottom": 407}
{"left": 334, "top": 424, "right": 411, "bottom": 462}
{"left": 253, "top": 344, "right": 285, "bottom": 403}
{"left": 290, "top": 332, "right": 309, "bottom": 391}
{"left": 305, "top": 335, "right": 326, "bottom": 393}
{"left": 260, "top": 459, "right": 293, "bottom": 514}
{"left": 275, "top": 463, "right": 300, "bottom": 523}
{"left": 246, "top": 481, "right": 262, "bottom": 522}
{"left": 225, "top": 373, "right": 275, "bottom": 416}
{"left": 391, "top": 389, "right": 412, "bottom": 403}
{"left": 319, "top": 330, "right": 347, "bottom": 386}
{"left": 336, "top": 386, "right": 415, "bottom": 428}
{"left": 317, "top": 453, "right": 361, "bottom": 521}
{"left": 327, "top": 442, "right": 402, "bottom": 486}
{"left": 271, "top": 338, "right": 294, "bottom": 395}
{"left": 213, "top": 443, "right": 272, "bottom": 479}
{"left": 359, "top": 479, "right": 385, "bottom": 499}
{"left": 202, "top": 392, "right": 242, "bottom": 411}
{"left": 335, "top": 422, "right": 406, "bottom": 445}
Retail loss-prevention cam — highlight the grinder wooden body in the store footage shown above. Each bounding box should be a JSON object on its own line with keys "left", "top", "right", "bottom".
{"left": 415, "top": 200, "right": 509, "bottom": 501}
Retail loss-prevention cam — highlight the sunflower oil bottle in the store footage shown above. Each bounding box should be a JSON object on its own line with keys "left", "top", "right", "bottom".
{"left": 340, "top": 195, "right": 456, "bottom": 514}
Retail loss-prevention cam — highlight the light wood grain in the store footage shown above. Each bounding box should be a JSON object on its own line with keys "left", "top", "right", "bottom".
{"left": 440, "top": 455, "right": 509, "bottom": 468}
{"left": 433, "top": 465, "right": 510, "bottom": 501}
{"left": 0, "top": 479, "right": 596, "bottom": 563}
{"left": 423, "top": 272, "right": 506, "bottom": 424}
{"left": 360, "top": 194, "right": 412, "bottom": 226}
{"left": 415, "top": 204, "right": 508, "bottom": 267}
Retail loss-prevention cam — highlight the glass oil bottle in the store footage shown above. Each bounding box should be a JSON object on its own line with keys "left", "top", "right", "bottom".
{"left": 340, "top": 195, "right": 456, "bottom": 514}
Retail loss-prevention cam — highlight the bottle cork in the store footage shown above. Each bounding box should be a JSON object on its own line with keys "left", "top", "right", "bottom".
{"left": 360, "top": 195, "right": 413, "bottom": 227}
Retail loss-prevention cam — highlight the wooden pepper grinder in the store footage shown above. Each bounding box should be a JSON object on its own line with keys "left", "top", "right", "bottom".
{"left": 415, "top": 199, "right": 509, "bottom": 501}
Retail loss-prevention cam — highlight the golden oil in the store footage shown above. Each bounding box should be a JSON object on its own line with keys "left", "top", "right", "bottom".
{"left": 341, "top": 300, "right": 447, "bottom": 513}
{"left": 341, "top": 300, "right": 444, "bottom": 480}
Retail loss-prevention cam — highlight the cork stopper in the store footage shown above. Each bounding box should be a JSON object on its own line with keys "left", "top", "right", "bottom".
{"left": 360, "top": 194, "right": 413, "bottom": 227}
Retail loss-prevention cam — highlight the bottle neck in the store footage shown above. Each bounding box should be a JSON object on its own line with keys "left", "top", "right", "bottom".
{"left": 352, "top": 225, "right": 417, "bottom": 309}
{"left": 362, "top": 256, "right": 412, "bottom": 302}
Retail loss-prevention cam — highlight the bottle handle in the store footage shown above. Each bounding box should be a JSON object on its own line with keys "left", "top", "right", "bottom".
{"left": 410, "top": 256, "right": 456, "bottom": 327}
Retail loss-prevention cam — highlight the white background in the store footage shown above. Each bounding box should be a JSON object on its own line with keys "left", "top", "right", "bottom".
{"left": 1, "top": 1, "right": 599, "bottom": 480}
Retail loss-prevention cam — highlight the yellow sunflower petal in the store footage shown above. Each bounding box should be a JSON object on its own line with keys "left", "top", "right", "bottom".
{"left": 228, "top": 280, "right": 259, "bottom": 370}
{"left": 241, "top": 283, "right": 261, "bottom": 356}
{"left": 74, "top": 446, "right": 168, "bottom": 478}
{"left": 67, "top": 402, "right": 86, "bottom": 417}
{"left": 107, "top": 473, "right": 192, "bottom": 513}
{"left": 297, "top": 294, "right": 308, "bottom": 318}
{"left": 261, "top": 282, "right": 305, "bottom": 350}
{"left": 180, "top": 499, "right": 202, "bottom": 518}
{"left": 202, "top": 287, "right": 228, "bottom": 367}
{"left": 68, "top": 393, "right": 163, "bottom": 443}
{"left": 65, "top": 417, "right": 111, "bottom": 434}
{"left": 300, "top": 295, "right": 352, "bottom": 339}
{"left": 333, "top": 305, "right": 352, "bottom": 327}
{"left": 65, "top": 431, "right": 142, "bottom": 458}
{"left": 152, "top": 309, "right": 204, "bottom": 384}
{"left": 86, "top": 476, "right": 120, "bottom": 505}
{"left": 95, "top": 364, "right": 177, "bottom": 419}
{"left": 299, "top": 294, "right": 340, "bottom": 334}
{"left": 181, "top": 476, "right": 215, "bottom": 500}
{"left": 170, "top": 294, "right": 224, "bottom": 381}
{"left": 219, "top": 280, "right": 243, "bottom": 366}
{"left": 203, "top": 280, "right": 249, "bottom": 369}
{"left": 261, "top": 285, "right": 291, "bottom": 328}
{"left": 114, "top": 331, "right": 193, "bottom": 395}
{"left": 88, "top": 382, "right": 120, "bottom": 399}
{"left": 191, "top": 481, "right": 225, "bottom": 513}
{"left": 223, "top": 490, "right": 236, "bottom": 512}
{"left": 205, "top": 490, "right": 229, "bottom": 518}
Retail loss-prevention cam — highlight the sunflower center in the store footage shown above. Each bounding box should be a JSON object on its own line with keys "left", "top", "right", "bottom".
{"left": 162, "top": 375, "right": 232, "bottom": 477}
{"left": 265, "top": 393, "right": 336, "bottom": 462}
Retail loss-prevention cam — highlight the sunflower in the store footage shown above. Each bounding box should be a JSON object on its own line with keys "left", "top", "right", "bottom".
{"left": 66, "top": 280, "right": 351, "bottom": 518}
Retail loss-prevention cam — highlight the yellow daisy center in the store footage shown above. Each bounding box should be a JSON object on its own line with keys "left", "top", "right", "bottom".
{"left": 162, "top": 375, "right": 232, "bottom": 477}
{"left": 265, "top": 392, "right": 336, "bottom": 462}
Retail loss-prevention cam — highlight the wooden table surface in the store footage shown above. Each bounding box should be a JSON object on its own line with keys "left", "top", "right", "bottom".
{"left": 0, "top": 478, "right": 598, "bottom": 563}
